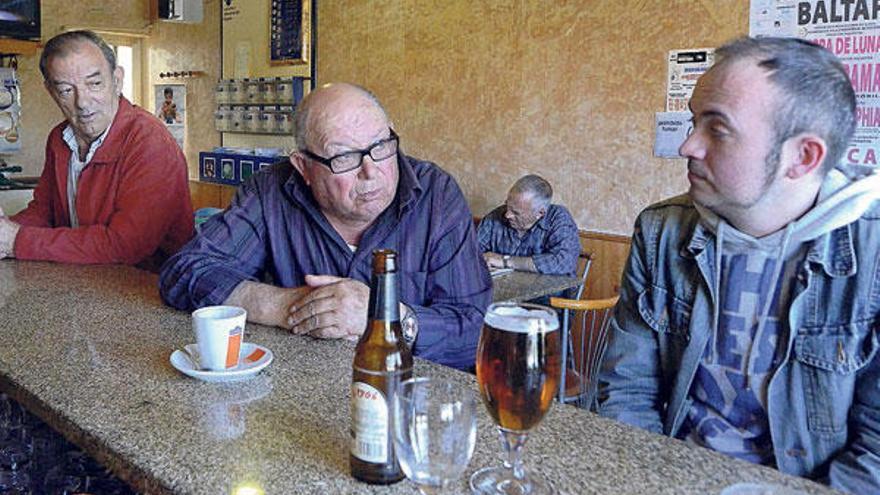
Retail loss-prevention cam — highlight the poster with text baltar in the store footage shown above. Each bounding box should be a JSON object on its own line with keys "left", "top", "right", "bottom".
{"left": 751, "top": 0, "right": 880, "bottom": 169}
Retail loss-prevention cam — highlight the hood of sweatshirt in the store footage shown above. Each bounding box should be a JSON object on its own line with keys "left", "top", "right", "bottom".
{"left": 695, "top": 168, "right": 880, "bottom": 249}
{"left": 693, "top": 168, "right": 880, "bottom": 376}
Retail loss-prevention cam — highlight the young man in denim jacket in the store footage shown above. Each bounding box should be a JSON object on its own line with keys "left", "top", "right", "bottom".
{"left": 598, "top": 36, "right": 880, "bottom": 493}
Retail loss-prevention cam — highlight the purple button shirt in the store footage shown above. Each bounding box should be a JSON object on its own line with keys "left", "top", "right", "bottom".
{"left": 159, "top": 153, "right": 492, "bottom": 370}
{"left": 477, "top": 204, "right": 580, "bottom": 277}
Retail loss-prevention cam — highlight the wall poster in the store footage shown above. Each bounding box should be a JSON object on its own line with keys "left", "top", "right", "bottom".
{"left": 666, "top": 48, "right": 716, "bottom": 112}
{"left": 155, "top": 84, "right": 186, "bottom": 150}
{"left": 654, "top": 49, "right": 715, "bottom": 159}
{"left": 751, "top": 0, "right": 880, "bottom": 170}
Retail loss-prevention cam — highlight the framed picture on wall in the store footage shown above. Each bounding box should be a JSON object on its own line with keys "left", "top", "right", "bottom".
{"left": 155, "top": 84, "right": 186, "bottom": 149}
{"left": 269, "top": 0, "right": 311, "bottom": 65}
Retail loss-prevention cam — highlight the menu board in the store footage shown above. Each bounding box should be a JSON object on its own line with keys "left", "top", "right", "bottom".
{"left": 270, "top": 0, "right": 310, "bottom": 65}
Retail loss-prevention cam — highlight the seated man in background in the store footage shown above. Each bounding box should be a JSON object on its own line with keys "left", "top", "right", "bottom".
{"left": 599, "top": 36, "right": 880, "bottom": 493}
{"left": 477, "top": 174, "right": 580, "bottom": 277}
{"left": 0, "top": 30, "right": 193, "bottom": 271}
{"left": 159, "top": 83, "right": 491, "bottom": 371}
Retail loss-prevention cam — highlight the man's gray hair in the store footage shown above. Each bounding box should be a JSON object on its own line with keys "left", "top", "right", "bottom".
{"left": 293, "top": 83, "right": 389, "bottom": 150}
{"left": 510, "top": 174, "right": 552, "bottom": 211}
{"left": 714, "top": 36, "right": 856, "bottom": 175}
{"left": 39, "top": 30, "right": 117, "bottom": 80}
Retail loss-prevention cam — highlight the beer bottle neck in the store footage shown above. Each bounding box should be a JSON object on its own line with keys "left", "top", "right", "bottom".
{"left": 367, "top": 273, "right": 399, "bottom": 322}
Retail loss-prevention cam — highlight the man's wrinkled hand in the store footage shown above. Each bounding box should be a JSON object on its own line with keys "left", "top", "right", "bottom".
{"left": 483, "top": 251, "right": 504, "bottom": 269}
{"left": 287, "top": 274, "right": 369, "bottom": 341}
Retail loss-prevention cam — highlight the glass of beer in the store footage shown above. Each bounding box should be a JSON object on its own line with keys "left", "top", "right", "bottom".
{"left": 470, "top": 302, "right": 561, "bottom": 495}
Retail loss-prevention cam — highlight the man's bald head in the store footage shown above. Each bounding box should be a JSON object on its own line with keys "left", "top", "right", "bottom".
{"left": 294, "top": 83, "right": 390, "bottom": 151}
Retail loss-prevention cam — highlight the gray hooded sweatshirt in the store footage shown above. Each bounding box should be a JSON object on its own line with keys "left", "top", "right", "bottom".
{"left": 678, "top": 168, "right": 880, "bottom": 464}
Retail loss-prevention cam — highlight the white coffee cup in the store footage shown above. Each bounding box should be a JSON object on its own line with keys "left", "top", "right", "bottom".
{"left": 192, "top": 305, "right": 247, "bottom": 371}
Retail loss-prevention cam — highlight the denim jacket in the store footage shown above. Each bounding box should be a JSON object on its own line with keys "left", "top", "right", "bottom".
{"left": 598, "top": 194, "right": 880, "bottom": 493}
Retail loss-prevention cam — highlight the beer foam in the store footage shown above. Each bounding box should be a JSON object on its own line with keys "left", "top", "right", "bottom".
{"left": 484, "top": 305, "right": 559, "bottom": 333}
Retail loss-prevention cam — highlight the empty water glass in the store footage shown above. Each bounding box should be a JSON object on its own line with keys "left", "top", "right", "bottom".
{"left": 393, "top": 377, "right": 477, "bottom": 494}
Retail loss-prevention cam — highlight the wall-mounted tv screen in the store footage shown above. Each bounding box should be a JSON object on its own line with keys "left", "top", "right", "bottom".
{"left": 0, "top": 0, "right": 40, "bottom": 41}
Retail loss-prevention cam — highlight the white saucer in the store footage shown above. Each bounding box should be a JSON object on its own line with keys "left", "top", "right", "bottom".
{"left": 170, "top": 343, "right": 273, "bottom": 382}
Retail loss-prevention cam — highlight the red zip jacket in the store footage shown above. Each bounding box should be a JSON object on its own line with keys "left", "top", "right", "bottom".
{"left": 11, "top": 97, "right": 194, "bottom": 271}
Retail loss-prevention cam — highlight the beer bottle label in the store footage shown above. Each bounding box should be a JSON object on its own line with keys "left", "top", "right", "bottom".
{"left": 350, "top": 381, "right": 388, "bottom": 463}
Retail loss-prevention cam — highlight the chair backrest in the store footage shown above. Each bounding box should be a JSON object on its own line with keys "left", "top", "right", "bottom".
{"left": 549, "top": 294, "right": 619, "bottom": 410}
{"left": 573, "top": 251, "right": 594, "bottom": 300}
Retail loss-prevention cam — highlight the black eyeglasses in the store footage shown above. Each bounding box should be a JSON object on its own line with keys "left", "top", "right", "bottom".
{"left": 299, "top": 129, "right": 399, "bottom": 174}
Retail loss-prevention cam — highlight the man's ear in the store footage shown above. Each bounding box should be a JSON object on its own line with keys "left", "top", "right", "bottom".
{"left": 113, "top": 66, "right": 124, "bottom": 95}
{"left": 784, "top": 134, "right": 827, "bottom": 180}
{"left": 290, "top": 153, "right": 309, "bottom": 185}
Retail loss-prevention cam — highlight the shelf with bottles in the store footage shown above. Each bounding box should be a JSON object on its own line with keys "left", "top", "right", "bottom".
{"left": 214, "top": 76, "right": 307, "bottom": 134}
{"left": 215, "top": 76, "right": 306, "bottom": 106}
{"left": 214, "top": 105, "right": 295, "bottom": 134}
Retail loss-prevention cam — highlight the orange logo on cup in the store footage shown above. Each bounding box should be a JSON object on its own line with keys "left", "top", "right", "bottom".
{"left": 225, "top": 325, "right": 243, "bottom": 368}
{"left": 245, "top": 348, "right": 266, "bottom": 363}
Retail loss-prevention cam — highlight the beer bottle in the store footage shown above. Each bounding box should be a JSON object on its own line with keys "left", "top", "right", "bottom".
{"left": 350, "top": 249, "right": 413, "bottom": 484}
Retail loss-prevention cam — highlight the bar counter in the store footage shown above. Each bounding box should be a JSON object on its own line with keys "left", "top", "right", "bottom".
{"left": 0, "top": 261, "right": 840, "bottom": 494}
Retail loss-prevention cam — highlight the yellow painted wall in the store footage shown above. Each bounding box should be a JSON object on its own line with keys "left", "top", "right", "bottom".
{"left": 7, "top": 0, "right": 220, "bottom": 179}
{"left": 148, "top": 2, "right": 221, "bottom": 175}
{"left": 219, "top": 0, "right": 311, "bottom": 151}
{"left": 317, "top": 1, "right": 750, "bottom": 234}
{"left": 220, "top": 0, "right": 310, "bottom": 79}
{"left": 12, "top": 1, "right": 754, "bottom": 235}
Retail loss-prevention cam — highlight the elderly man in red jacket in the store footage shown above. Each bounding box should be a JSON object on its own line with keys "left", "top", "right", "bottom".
{"left": 0, "top": 30, "right": 193, "bottom": 271}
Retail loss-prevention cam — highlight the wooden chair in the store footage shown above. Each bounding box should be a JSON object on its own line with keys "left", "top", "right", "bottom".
{"left": 555, "top": 251, "right": 593, "bottom": 391}
{"left": 550, "top": 294, "right": 620, "bottom": 410}
{"left": 572, "top": 251, "right": 594, "bottom": 300}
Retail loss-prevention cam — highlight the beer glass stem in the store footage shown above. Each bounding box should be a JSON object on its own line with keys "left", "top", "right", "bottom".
{"left": 499, "top": 427, "right": 529, "bottom": 483}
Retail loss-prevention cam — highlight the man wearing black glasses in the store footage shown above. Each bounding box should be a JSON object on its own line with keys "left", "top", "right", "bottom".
{"left": 159, "top": 83, "right": 492, "bottom": 371}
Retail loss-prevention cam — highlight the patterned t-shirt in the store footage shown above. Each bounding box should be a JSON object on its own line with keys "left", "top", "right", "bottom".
{"left": 677, "top": 236, "right": 804, "bottom": 465}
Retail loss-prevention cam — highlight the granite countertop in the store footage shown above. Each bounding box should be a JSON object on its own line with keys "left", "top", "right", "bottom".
{"left": 491, "top": 271, "right": 581, "bottom": 302}
{"left": 0, "top": 261, "right": 841, "bottom": 494}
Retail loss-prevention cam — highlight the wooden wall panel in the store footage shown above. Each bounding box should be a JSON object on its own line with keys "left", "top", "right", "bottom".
{"left": 579, "top": 231, "right": 631, "bottom": 300}
{"left": 189, "top": 181, "right": 237, "bottom": 210}
{"left": 189, "top": 180, "right": 221, "bottom": 210}
{"left": 219, "top": 185, "right": 238, "bottom": 208}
